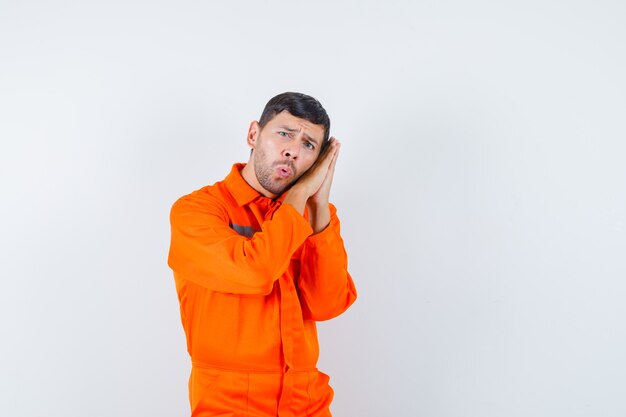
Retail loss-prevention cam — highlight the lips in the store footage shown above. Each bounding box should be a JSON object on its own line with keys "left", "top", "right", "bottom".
{"left": 275, "top": 165, "right": 293, "bottom": 179}
{"left": 273, "top": 161, "right": 295, "bottom": 179}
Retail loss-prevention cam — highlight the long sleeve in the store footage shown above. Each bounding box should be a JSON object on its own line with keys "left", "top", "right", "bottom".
{"left": 297, "top": 204, "right": 357, "bottom": 321}
{"left": 168, "top": 191, "right": 313, "bottom": 295}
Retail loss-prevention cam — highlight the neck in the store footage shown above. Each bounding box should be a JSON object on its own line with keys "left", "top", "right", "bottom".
{"left": 241, "top": 160, "right": 277, "bottom": 199}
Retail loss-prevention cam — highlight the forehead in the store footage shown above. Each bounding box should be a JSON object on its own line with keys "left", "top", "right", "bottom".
{"left": 265, "top": 111, "right": 325, "bottom": 139}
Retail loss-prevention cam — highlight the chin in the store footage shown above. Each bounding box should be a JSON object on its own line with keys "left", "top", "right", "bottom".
{"left": 259, "top": 182, "right": 287, "bottom": 197}
{"left": 270, "top": 180, "right": 296, "bottom": 196}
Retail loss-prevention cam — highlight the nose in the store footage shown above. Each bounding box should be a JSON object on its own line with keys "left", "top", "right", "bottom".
{"left": 282, "top": 144, "right": 299, "bottom": 160}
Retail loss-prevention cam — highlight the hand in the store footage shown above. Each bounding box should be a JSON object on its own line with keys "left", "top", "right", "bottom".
{"left": 283, "top": 137, "right": 339, "bottom": 222}
{"left": 292, "top": 137, "right": 340, "bottom": 199}
{"left": 305, "top": 137, "right": 340, "bottom": 233}
{"left": 308, "top": 137, "right": 340, "bottom": 207}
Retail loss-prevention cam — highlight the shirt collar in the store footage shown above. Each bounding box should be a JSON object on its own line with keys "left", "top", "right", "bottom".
{"left": 225, "top": 163, "right": 259, "bottom": 206}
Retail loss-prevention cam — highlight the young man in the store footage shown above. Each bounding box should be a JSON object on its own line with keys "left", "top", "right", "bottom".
{"left": 168, "top": 92, "right": 357, "bottom": 417}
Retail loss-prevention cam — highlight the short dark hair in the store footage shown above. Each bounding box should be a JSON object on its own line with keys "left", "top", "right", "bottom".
{"left": 259, "top": 92, "right": 331, "bottom": 147}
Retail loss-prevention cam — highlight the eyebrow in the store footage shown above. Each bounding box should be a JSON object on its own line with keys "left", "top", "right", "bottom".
{"left": 278, "top": 125, "right": 320, "bottom": 146}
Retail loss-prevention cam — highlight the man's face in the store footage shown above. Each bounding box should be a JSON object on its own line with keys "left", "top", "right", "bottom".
{"left": 248, "top": 111, "right": 325, "bottom": 197}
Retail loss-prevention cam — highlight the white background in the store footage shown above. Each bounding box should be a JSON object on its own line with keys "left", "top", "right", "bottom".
{"left": 1, "top": 1, "right": 625, "bottom": 416}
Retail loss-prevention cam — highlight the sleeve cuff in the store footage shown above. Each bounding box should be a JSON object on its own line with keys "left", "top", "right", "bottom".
{"left": 305, "top": 207, "right": 340, "bottom": 247}
{"left": 279, "top": 202, "right": 314, "bottom": 238}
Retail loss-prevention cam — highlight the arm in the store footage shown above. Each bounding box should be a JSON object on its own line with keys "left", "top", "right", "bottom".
{"left": 168, "top": 192, "right": 313, "bottom": 295}
{"left": 168, "top": 139, "right": 341, "bottom": 296}
{"left": 297, "top": 204, "right": 357, "bottom": 321}
{"left": 297, "top": 138, "right": 357, "bottom": 320}
{"left": 283, "top": 137, "right": 339, "bottom": 228}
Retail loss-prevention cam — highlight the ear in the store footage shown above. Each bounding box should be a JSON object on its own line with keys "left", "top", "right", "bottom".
{"left": 247, "top": 121, "right": 260, "bottom": 150}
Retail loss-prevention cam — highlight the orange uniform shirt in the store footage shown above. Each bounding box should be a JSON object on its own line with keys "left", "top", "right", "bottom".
{"left": 168, "top": 163, "right": 357, "bottom": 415}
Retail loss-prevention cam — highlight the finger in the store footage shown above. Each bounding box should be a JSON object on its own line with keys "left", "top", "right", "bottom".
{"left": 329, "top": 141, "right": 340, "bottom": 169}
{"left": 317, "top": 137, "right": 333, "bottom": 159}
{"left": 330, "top": 140, "right": 340, "bottom": 164}
{"left": 327, "top": 139, "right": 340, "bottom": 161}
{"left": 318, "top": 141, "right": 338, "bottom": 172}
{"left": 310, "top": 139, "right": 334, "bottom": 173}
{"left": 326, "top": 142, "right": 339, "bottom": 175}
{"left": 318, "top": 143, "right": 339, "bottom": 193}
{"left": 321, "top": 138, "right": 336, "bottom": 161}
{"left": 305, "top": 139, "right": 338, "bottom": 184}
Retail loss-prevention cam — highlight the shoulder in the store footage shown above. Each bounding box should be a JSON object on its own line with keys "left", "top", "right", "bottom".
{"left": 171, "top": 179, "right": 235, "bottom": 221}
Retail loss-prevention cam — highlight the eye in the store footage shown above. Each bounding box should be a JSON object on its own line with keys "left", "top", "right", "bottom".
{"left": 278, "top": 131, "right": 289, "bottom": 137}
{"left": 304, "top": 141, "right": 315, "bottom": 151}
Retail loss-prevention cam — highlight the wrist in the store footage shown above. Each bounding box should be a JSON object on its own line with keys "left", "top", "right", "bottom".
{"left": 307, "top": 196, "right": 329, "bottom": 209}
{"left": 284, "top": 186, "right": 309, "bottom": 215}
{"left": 306, "top": 199, "right": 331, "bottom": 234}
